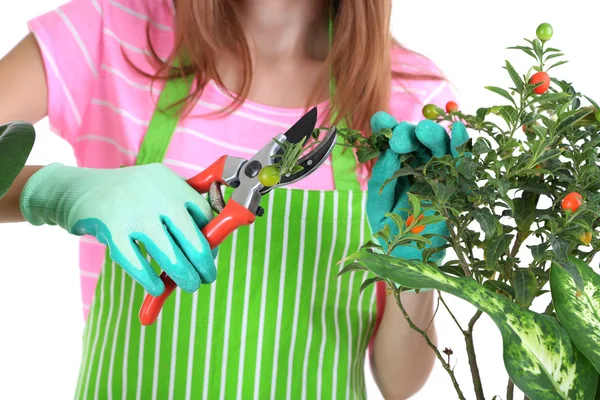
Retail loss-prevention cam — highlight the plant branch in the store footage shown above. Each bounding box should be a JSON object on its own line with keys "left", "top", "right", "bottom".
{"left": 507, "top": 379, "right": 514, "bottom": 400}
{"left": 465, "top": 310, "right": 485, "bottom": 400}
{"left": 390, "top": 282, "right": 467, "bottom": 400}
{"left": 438, "top": 292, "right": 465, "bottom": 331}
{"left": 443, "top": 211, "right": 472, "bottom": 276}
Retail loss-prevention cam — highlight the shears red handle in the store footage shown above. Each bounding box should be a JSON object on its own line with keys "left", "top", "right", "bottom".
{"left": 138, "top": 155, "right": 255, "bottom": 326}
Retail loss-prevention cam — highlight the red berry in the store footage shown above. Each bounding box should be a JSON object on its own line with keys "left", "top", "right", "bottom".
{"left": 561, "top": 192, "right": 583, "bottom": 213}
{"left": 530, "top": 72, "right": 550, "bottom": 94}
{"left": 445, "top": 101, "right": 458, "bottom": 113}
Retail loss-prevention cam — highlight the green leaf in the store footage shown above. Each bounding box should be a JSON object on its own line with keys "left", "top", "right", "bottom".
{"left": 0, "top": 122, "right": 36, "bottom": 200}
{"left": 551, "top": 256, "right": 600, "bottom": 374}
{"left": 356, "top": 147, "right": 380, "bottom": 163}
{"left": 513, "top": 191, "right": 537, "bottom": 232}
{"left": 472, "top": 208, "right": 497, "bottom": 239}
{"left": 557, "top": 260, "right": 585, "bottom": 294}
{"left": 346, "top": 250, "right": 599, "bottom": 399}
{"left": 456, "top": 158, "right": 479, "bottom": 179}
{"left": 551, "top": 236, "right": 570, "bottom": 261}
{"left": 545, "top": 53, "right": 565, "bottom": 61}
{"left": 548, "top": 60, "right": 569, "bottom": 71}
{"left": 485, "top": 86, "right": 517, "bottom": 106}
{"left": 507, "top": 45, "right": 536, "bottom": 59}
{"left": 528, "top": 92, "right": 571, "bottom": 106}
{"left": 386, "top": 213, "right": 405, "bottom": 233}
{"left": 485, "top": 234, "right": 513, "bottom": 269}
{"left": 504, "top": 61, "right": 523, "bottom": 91}
{"left": 476, "top": 107, "right": 490, "bottom": 121}
{"left": 584, "top": 95, "right": 600, "bottom": 109}
{"left": 407, "top": 192, "right": 421, "bottom": 217}
{"left": 512, "top": 269, "right": 538, "bottom": 307}
{"left": 336, "top": 261, "right": 367, "bottom": 277}
{"left": 432, "top": 182, "right": 455, "bottom": 204}
{"left": 381, "top": 166, "right": 417, "bottom": 190}
{"left": 499, "top": 106, "right": 519, "bottom": 126}
{"left": 529, "top": 242, "right": 549, "bottom": 262}
{"left": 473, "top": 139, "right": 493, "bottom": 156}
{"left": 373, "top": 224, "right": 392, "bottom": 244}
{"left": 484, "top": 279, "right": 516, "bottom": 299}
{"left": 359, "top": 277, "right": 385, "bottom": 294}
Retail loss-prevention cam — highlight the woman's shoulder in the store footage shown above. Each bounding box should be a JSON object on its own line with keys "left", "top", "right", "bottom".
{"left": 388, "top": 43, "right": 457, "bottom": 122}
{"left": 390, "top": 44, "right": 444, "bottom": 77}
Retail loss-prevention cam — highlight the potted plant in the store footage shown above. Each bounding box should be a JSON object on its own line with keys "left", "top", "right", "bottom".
{"left": 0, "top": 121, "right": 35, "bottom": 200}
{"left": 332, "top": 23, "right": 600, "bottom": 399}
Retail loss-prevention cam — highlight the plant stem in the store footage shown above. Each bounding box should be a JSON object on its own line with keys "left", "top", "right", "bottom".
{"left": 438, "top": 292, "right": 465, "bottom": 331}
{"left": 465, "top": 310, "right": 485, "bottom": 400}
{"left": 391, "top": 283, "right": 467, "bottom": 400}
{"left": 443, "top": 212, "right": 472, "bottom": 276}
{"left": 507, "top": 380, "right": 514, "bottom": 400}
{"left": 510, "top": 232, "right": 524, "bottom": 258}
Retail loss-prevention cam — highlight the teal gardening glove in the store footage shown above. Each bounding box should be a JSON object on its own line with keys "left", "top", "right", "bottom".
{"left": 367, "top": 112, "right": 470, "bottom": 264}
{"left": 20, "top": 163, "right": 217, "bottom": 296}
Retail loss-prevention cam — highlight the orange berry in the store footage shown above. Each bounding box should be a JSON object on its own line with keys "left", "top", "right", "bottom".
{"left": 406, "top": 214, "right": 425, "bottom": 234}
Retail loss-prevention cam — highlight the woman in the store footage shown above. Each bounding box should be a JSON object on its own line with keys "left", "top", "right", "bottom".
{"left": 0, "top": 0, "right": 462, "bottom": 398}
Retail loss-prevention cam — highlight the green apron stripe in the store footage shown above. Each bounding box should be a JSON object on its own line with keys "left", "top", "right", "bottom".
{"left": 183, "top": 289, "right": 199, "bottom": 400}
{"left": 335, "top": 190, "right": 356, "bottom": 399}
{"left": 275, "top": 189, "right": 305, "bottom": 400}
{"left": 240, "top": 194, "right": 269, "bottom": 400}
{"left": 122, "top": 266, "right": 138, "bottom": 398}
{"left": 299, "top": 190, "right": 325, "bottom": 400}
{"left": 222, "top": 224, "right": 250, "bottom": 400}
{"left": 217, "top": 228, "right": 239, "bottom": 400}
{"left": 81, "top": 256, "right": 109, "bottom": 399}
{"left": 281, "top": 190, "right": 309, "bottom": 398}
{"left": 288, "top": 190, "right": 320, "bottom": 398}
{"left": 269, "top": 189, "right": 294, "bottom": 399}
{"left": 233, "top": 222, "right": 255, "bottom": 399}
{"left": 75, "top": 263, "right": 101, "bottom": 399}
{"left": 106, "top": 268, "right": 126, "bottom": 398}
{"left": 314, "top": 190, "right": 339, "bottom": 400}
{"left": 198, "top": 253, "right": 220, "bottom": 400}
{"left": 352, "top": 190, "right": 369, "bottom": 398}
{"left": 251, "top": 191, "right": 277, "bottom": 398}
{"left": 95, "top": 260, "right": 116, "bottom": 399}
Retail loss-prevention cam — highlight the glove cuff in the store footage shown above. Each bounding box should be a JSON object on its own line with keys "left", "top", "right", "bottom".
{"left": 20, "top": 163, "right": 80, "bottom": 228}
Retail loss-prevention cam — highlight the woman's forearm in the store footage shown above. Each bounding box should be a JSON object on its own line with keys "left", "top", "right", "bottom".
{"left": 0, "top": 165, "right": 43, "bottom": 222}
{"left": 371, "top": 290, "right": 437, "bottom": 399}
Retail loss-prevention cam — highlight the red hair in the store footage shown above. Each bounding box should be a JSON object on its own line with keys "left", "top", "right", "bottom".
{"left": 129, "top": 0, "right": 443, "bottom": 175}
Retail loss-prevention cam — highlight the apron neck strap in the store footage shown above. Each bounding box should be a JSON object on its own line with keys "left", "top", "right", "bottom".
{"left": 136, "top": 16, "right": 362, "bottom": 191}
{"left": 135, "top": 56, "right": 193, "bottom": 166}
{"left": 327, "top": 7, "right": 361, "bottom": 191}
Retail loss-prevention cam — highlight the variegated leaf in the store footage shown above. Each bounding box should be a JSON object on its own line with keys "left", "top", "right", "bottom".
{"left": 551, "top": 256, "right": 600, "bottom": 374}
{"left": 347, "top": 250, "right": 598, "bottom": 400}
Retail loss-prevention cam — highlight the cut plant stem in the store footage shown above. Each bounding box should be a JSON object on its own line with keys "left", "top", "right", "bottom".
{"left": 390, "top": 282, "right": 467, "bottom": 400}
{"left": 507, "top": 379, "right": 514, "bottom": 400}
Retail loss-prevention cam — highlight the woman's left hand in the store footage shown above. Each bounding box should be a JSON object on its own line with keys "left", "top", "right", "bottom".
{"left": 366, "top": 111, "right": 470, "bottom": 263}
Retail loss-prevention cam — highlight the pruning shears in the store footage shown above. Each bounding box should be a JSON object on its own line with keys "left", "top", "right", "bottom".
{"left": 139, "top": 107, "right": 337, "bottom": 325}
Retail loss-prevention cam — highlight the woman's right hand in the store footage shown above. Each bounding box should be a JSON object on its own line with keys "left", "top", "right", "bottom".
{"left": 20, "top": 163, "right": 217, "bottom": 296}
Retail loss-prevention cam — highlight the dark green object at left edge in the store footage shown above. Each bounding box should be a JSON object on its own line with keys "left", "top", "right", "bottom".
{"left": 0, "top": 122, "right": 36, "bottom": 200}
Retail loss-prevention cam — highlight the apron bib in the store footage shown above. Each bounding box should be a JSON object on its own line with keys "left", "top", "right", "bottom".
{"left": 73, "top": 71, "right": 378, "bottom": 400}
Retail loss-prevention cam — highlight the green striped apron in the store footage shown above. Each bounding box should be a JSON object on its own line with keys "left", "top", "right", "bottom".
{"left": 73, "top": 75, "right": 379, "bottom": 400}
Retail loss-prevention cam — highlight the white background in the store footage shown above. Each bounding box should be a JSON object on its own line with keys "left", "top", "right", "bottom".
{"left": 1, "top": 1, "right": 599, "bottom": 399}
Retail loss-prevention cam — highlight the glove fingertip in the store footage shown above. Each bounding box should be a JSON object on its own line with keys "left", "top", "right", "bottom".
{"left": 370, "top": 111, "right": 398, "bottom": 133}
{"left": 451, "top": 122, "right": 469, "bottom": 145}
{"left": 185, "top": 201, "right": 212, "bottom": 228}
